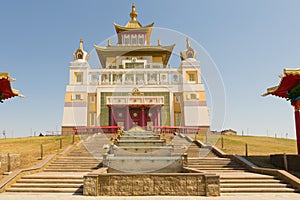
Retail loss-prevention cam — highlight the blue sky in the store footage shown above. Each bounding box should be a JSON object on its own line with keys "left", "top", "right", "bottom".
{"left": 1, "top": 0, "right": 300, "bottom": 139}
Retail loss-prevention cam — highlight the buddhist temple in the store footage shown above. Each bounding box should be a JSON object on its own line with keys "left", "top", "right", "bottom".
{"left": 62, "top": 3, "right": 210, "bottom": 134}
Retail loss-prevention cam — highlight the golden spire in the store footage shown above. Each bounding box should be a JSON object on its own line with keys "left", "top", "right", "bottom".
{"left": 130, "top": 3, "right": 138, "bottom": 21}
{"left": 79, "top": 38, "right": 83, "bottom": 50}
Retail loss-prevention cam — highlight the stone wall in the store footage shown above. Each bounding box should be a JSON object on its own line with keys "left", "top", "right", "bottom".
{"left": 84, "top": 172, "right": 220, "bottom": 196}
{"left": 0, "top": 154, "right": 20, "bottom": 174}
{"left": 270, "top": 154, "right": 300, "bottom": 172}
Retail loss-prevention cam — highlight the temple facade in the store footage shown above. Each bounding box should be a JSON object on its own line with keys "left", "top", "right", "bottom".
{"left": 62, "top": 4, "right": 210, "bottom": 134}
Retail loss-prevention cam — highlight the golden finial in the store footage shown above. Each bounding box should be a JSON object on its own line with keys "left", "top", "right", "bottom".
{"left": 158, "top": 39, "right": 161, "bottom": 46}
{"left": 107, "top": 39, "right": 111, "bottom": 46}
{"left": 130, "top": 3, "right": 138, "bottom": 21}
{"left": 79, "top": 38, "right": 83, "bottom": 50}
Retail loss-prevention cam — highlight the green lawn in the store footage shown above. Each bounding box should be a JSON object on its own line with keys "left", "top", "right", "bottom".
{"left": 0, "top": 135, "right": 80, "bottom": 177}
{"left": 192, "top": 134, "right": 297, "bottom": 155}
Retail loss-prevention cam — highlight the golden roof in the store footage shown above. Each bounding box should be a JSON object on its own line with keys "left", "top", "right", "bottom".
{"left": 113, "top": 3, "right": 154, "bottom": 43}
{"left": 94, "top": 44, "right": 175, "bottom": 67}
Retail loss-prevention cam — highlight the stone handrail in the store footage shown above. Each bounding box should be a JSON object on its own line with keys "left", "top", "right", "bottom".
{"left": 0, "top": 144, "right": 75, "bottom": 193}
{"left": 0, "top": 154, "right": 55, "bottom": 193}
{"left": 192, "top": 139, "right": 300, "bottom": 190}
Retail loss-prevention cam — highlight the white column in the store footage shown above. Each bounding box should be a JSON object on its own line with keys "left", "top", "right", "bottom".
{"left": 134, "top": 73, "right": 136, "bottom": 85}
{"left": 157, "top": 73, "right": 159, "bottom": 85}
{"left": 122, "top": 73, "right": 125, "bottom": 85}
{"left": 99, "top": 74, "right": 102, "bottom": 85}
{"left": 144, "top": 73, "right": 147, "bottom": 84}
{"left": 96, "top": 88, "right": 101, "bottom": 126}
{"left": 169, "top": 92, "right": 174, "bottom": 126}
{"left": 110, "top": 73, "right": 113, "bottom": 85}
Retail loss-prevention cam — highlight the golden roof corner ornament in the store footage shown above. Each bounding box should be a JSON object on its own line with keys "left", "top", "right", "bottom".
{"left": 73, "top": 38, "right": 90, "bottom": 61}
{"left": 130, "top": 3, "right": 138, "bottom": 21}
{"left": 180, "top": 37, "right": 197, "bottom": 60}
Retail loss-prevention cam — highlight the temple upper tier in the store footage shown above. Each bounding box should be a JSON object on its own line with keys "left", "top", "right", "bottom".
{"left": 113, "top": 3, "right": 154, "bottom": 45}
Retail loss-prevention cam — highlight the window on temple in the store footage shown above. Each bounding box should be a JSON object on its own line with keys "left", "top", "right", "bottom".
{"left": 75, "top": 94, "right": 81, "bottom": 100}
{"left": 91, "top": 74, "right": 98, "bottom": 84}
{"left": 132, "top": 38, "right": 136, "bottom": 44}
{"left": 189, "top": 74, "right": 195, "bottom": 82}
{"left": 90, "top": 112, "right": 96, "bottom": 126}
{"left": 138, "top": 34, "right": 145, "bottom": 45}
{"left": 90, "top": 95, "right": 95, "bottom": 103}
{"left": 175, "top": 113, "right": 181, "bottom": 126}
{"left": 124, "top": 36, "right": 130, "bottom": 44}
{"left": 175, "top": 95, "right": 180, "bottom": 103}
{"left": 139, "top": 37, "right": 144, "bottom": 45}
{"left": 113, "top": 74, "right": 122, "bottom": 84}
{"left": 190, "top": 93, "right": 197, "bottom": 99}
{"left": 136, "top": 74, "right": 144, "bottom": 84}
{"left": 75, "top": 72, "right": 83, "bottom": 83}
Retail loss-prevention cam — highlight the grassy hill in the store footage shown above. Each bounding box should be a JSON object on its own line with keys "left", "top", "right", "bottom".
{"left": 0, "top": 135, "right": 80, "bottom": 179}
{"left": 194, "top": 134, "right": 298, "bottom": 155}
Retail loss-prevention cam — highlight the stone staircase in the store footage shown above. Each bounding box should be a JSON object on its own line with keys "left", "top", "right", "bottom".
{"left": 104, "top": 127, "right": 183, "bottom": 173}
{"left": 186, "top": 146, "right": 299, "bottom": 194}
{"left": 6, "top": 139, "right": 103, "bottom": 194}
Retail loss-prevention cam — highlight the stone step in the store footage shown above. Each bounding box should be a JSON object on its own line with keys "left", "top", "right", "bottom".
{"left": 55, "top": 158, "right": 98, "bottom": 160}
{"left": 43, "top": 169, "right": 93, "bottom": 172}
{"left": 11, "top": 183, "right": 82, "bottom": 188}
{"left": 53, "top": 160, "right": 99, "bottom": 163}
{"left": 221, "top": 183, "right": 290, "bottom": 188}
{"left": 6, "top": 187, "right": 83, "bottom": 193}
{"left": 190, "top": 167, "right": 246, "bottom": 170}
{"left": 48, "top": 164, "right": 99, "bottom": 168}
{"left": 53, "top": 160, "right": 99, "bottom": 162}
{"left": 49, "top": 162, "right": 99, "bottom": 165}
{"left": 220, "top": 175, "right": 278, "bottom": 179}
{"left": 197, "top": 170, "right": 248, "bottom": 173}
{"left": 220, "top": 187, "right": 299, "bottom": 193}
{"left": 59, "top": 154, "right": 95, "bottom": 156}
{"left": 187, "top": 159, "right": 233, "bottom": 163}
{"left": 187, "top": 164, "right": 244, "bottom": 168}
{"left": 22, "top": 175, "right": 84, "bottom": 179}
{"left": 17, "top": 179, "right": 83, "bottom": 184}
{"left": 46, "top": 167, "right": 97, "bottom": 170}
{"left": 220, "top": 179, "right": 283, "bottom": 183}
{"left": 56, "top": 157, "right": 97, "bottom": 159}
{"left": 46, "top": 165, "right": 98, "bottom": 169}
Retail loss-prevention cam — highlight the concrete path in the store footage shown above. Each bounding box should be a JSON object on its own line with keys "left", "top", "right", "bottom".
{"left": 0, "top": 193, "right": 300, "bottom": 200}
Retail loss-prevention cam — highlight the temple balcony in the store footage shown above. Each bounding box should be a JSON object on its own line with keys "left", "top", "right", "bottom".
{"left": 106, "top": 96, "right": 164, "bottom": 106}
{"left": 87, "top": 67, "right": 182, "bottom": 86}
{"left": 106, "top": 62, "right": 164, "bottom": 69}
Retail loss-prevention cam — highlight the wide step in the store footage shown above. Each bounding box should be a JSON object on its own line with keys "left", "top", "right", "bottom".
{"left": 11, "top": 183, "right": 82, "bottom": 188}
{"left": 43, "top": 169, "right": 93, "bottom": 172}
{"left": 6, "top": 187, "right": 83, "bottom": 193}
{"left": 221, "top": 187, "right": 299, "bottom": 193}
{"left": 220, "top": 179, "right": 282, "bottom": 183}
{"left": 17, "top": 179, "right": 82, "bottom": 184}
{"left": 221, "top": 183, "right": 290, "bottom": 188}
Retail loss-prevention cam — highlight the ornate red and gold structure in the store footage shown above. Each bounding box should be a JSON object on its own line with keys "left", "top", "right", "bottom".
{"left": 0, "top": 72, "right": 23, "bottom": 103}
{"left": 263, "top": 68, "right": 300, "bottom": 154}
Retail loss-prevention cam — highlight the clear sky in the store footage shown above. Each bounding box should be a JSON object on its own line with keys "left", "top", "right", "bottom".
{"left": 1, "top": 0, "right": 300, "bottom": 139}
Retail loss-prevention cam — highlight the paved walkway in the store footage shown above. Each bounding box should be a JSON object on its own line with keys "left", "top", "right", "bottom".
{"left": 0, "top": 193, "right": 299, "bottom": 200}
